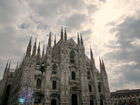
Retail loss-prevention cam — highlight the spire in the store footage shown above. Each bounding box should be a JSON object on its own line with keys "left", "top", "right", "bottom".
{"left": 64, "top": 27, "right": 67, "bottom": 41}
{"left": 80, "top": 34, "right": 83, "bottom": 45}
{"left": 61, "top": 27, "right": 63, "bottom": 40}
{"left": 42, "top": 44, "right": 45, "bottom": 57}
{"left": 4, "top": 61, "right": 9, "bottom": 71}
{"left": 77, "top": 33, "right": 80, "bottom": 44}
{"left": 16, "top": 62, "right": 19, "bottom": 70}
{"left": 48, "top": 32, "right": 52, "bottom": 47}
{"left": 99, "top": 57, "right": 102, "bottom": 70}
{"left": 3, "top": 61, "right": 9, "bottom": 78}
{"left": 54, "top": 35, "right": 56, "bottom": 45}
{"left": 90, "top": 48, "right": 93, "bottom": 60}
{"left": 102, "top": 59, "right": 106, "bottom": 70}
{"left": 32, "top": 38, "right": 37, "bottom": 56}
{"left": 8, "top": 60, "right": 11, "bottom": 70}
{"left": 37, "top": 42, "right": 41, "bottom": 58}
{"left": 90, "top": 48, "right": 95, "bottom": 66}
{"left": 100, "top": 58, "right": 107, "bottom": 76}
{"left": 26, "top": 36, "right": 32, "bottom": 57}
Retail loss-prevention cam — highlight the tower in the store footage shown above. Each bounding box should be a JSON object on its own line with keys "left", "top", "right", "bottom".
{"left": 99, "top": 58, "right": 111, "bottom": 105}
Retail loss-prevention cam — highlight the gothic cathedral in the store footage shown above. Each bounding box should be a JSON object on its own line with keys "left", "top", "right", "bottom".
{"left": 0, "top": 28, "right": 111, "bottom": 105}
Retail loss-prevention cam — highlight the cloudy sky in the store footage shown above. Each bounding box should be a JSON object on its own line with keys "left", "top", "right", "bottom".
{"left": 0, "top": 0, "right": 140, "bottom": 91}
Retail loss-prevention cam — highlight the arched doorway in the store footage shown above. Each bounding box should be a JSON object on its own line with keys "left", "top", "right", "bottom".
{"left": 100, "top": 99, "right": 103, "bottom": 105}
{"left": 51, "top": 99, "right": 57, "bottom": 105}
{"left": 90, "top": 95, "right": 94, "bottom": 105}
{"left": 90, "top": 100, "right": 94, "bottom": 105}
{"left": 71, "top": 94, "right": 78, "bottom": 105}
{"left": 2, "top": 85, "right": 11, "bottom": 105}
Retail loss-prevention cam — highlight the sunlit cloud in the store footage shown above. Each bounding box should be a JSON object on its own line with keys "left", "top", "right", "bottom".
{"left": 0, "top": 0, "right": 140, "bottom": 91}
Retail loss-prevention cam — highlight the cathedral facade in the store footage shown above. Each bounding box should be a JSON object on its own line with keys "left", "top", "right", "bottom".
{"left": 0, "top": 28, "right": 111, "bottom": 105}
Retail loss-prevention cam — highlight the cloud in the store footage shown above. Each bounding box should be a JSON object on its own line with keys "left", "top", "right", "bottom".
{"left": 59, "top": 13, "right": 87, "bottom": 30}
{"left": 104, "top": 16, "right": 140, "bottom": 91}
{"left": 86, "top": 0, "right": 140, "bottom": 91}
{"left": 18, "top": 23, "right": 30, "bottom": 29}
{"left": 0, "top": 0, "right": 19, "bottom": 25}
{"left": 0, "top": 0, "right": 140, "bottom": 92}
{"left": 0, "top": 0, "right": 31, "bottom": 79}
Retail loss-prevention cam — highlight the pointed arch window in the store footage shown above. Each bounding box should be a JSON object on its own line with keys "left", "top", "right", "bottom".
{"left": 70, "top": 50, "right": 75, "bottom": 63}
{"left": 89, "top": 84, "right": 92, "bottom": 92}
{"left": 98, "top": 82, "right": 101, "bottom": 92}
{"left": 52, "top": 80, "right": 57, "bottom": 90}
{"left": 51, "top": 99, "right": 57, "bottom": 105}
{"left": 87, "top": 71, "right": 90, "bottom": 79}
{"left": 71, "top": 71, "right": 76, "bottom": 80}
{"left": 36, "top": 79, "right": 42, "bottom": 89}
